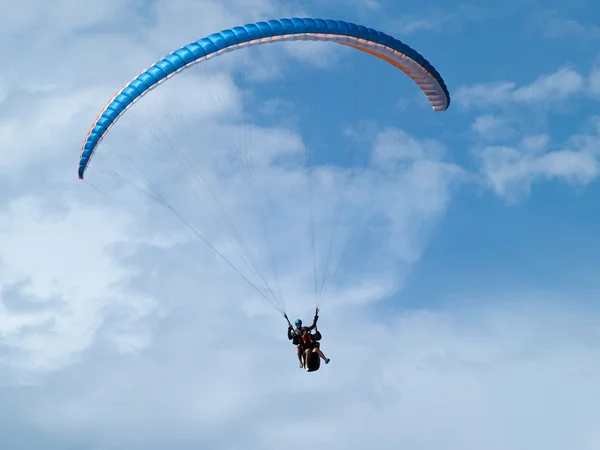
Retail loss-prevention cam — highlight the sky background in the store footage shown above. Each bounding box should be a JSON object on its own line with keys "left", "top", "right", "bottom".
{"left": 1, "top": 0, "right": 600, "bottom": 449}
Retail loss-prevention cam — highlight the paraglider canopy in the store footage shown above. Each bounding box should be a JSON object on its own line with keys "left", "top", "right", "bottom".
{"left": 78, "top": 17, "right": 450, "bottom": 180}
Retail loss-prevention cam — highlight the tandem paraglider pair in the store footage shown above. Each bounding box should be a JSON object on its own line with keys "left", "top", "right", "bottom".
{"left": 286, "top": 309, "right": 330, "bottom": 372}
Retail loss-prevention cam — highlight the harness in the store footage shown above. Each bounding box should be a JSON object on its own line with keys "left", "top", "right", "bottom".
{"left": 285, "top": 308, "right": 320, "bottom": 353}
{"left": 301, "top": 332, "right": 313, "bottom": 344}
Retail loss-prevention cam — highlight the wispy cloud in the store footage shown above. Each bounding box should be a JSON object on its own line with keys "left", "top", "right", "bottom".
{"left": 372, "top": 127, "right": 447, "bottom": 164}
{"left": 319, "top": 0, "right": 381, "bottom": 12}
{"left": 454, "top": 81, "right": 517, "bottom": 109}
{"left": 534, "top": 11, "right": 600, "bottom": 40}
{"left": 455, "top": 66, "right": 585, "bottom": 109}
{"left": 473, "top": 120, "right": 600, "bottom": 201}
{"left": 511, "top": 67, "right": 584, "bottom": 102}
{"left": 393, "top": 5, "right": 485, "bottom": 35}
{"left": 470, "top": 114, "right": 515, "bottom": 141}
{"left": 396, "top": 16, "right": 455, "bottom": 34}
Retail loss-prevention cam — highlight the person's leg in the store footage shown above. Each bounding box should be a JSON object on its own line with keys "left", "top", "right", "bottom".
{"left": 304, "top": 349, "right": 312, "bottom": 370}
{"left": 297, "top": 345, "right": 304, "bottom": 368}
{"left": 314, "top": 343, "right": 330, "bottom": 363}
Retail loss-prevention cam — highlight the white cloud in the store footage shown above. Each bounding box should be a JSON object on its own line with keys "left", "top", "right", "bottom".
{"left": 521, "top": 133, "right": 550, "bottom": 153}
{"left": 393, "top": 6, "right": 485, "bottom": 35}
{"left": 316, "top": 0, "right": 381, "bottom": 13}
{"left": 0, "top": 1, "right": 129, "bottom": 38}
{"left": 455, "top": 67, "right": 585, "bottom": 109}
{"left": 474, "top": 124, "right": 600, "bottom": 201}
{"left": 372, "top": 127, "right": 447, "bottom": 164}
{"left": 512, "top": 66, "right": 584, "bottom": 102}
{"left": 455, "top": 81, "right": 518, "bottom": 109}
{"left": 0, "top": 195, "right": 162, "bottom": 375}
{"left": 471, "top": 114, "right": 514, "bottom": 140}
{"left": 535, "top": 12, "right": 600, "bottom": 40}
{"left": 396, "top": 17, "right": 449, "bottom": 34}
{"left": 462, "top": 67, "right": 600, "bottom": 200}
{"left": 3, "top": 296, "right": 600, "bottom": 449}
{"left": 0, "top": 86, "right": 110, "bottom": 175}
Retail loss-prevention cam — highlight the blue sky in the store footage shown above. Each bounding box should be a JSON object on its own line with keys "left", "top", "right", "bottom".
{"left": 1, "top": 0, "right": 600, "bottom": 449}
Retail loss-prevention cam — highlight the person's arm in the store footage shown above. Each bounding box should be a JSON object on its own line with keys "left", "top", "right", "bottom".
{"left": 310, "top": 311, "right": 319, "bottom": 329}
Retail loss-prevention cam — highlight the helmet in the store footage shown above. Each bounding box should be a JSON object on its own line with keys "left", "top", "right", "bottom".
{"left": 295, "top": 319, "right": 302, "bottom": 325}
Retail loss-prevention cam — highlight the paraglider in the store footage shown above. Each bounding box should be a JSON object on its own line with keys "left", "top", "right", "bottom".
{"left": 78, "top": 18, "right": 450, "bottom": 373}
{"left": 287, "top": 310, "right": 329, "bottom": 370}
